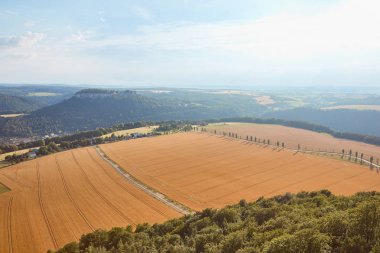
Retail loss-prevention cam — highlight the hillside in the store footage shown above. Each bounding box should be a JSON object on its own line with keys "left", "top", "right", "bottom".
{"left": 0, "top": 89, "right": 249, "bottom": 137}
{"left": 0, "top": 93, "right": 40, "bottom": 114}
{"left": 55, "top": 191, "right": 380, "bottom": 253}
{"left": 265, "top": 108, "right": 380, "bottom": 137}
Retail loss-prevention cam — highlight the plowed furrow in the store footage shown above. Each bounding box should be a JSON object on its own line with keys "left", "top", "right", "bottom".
{"left": 71, "top": 152, "right": 136, "bottom": 226}
{"left": 55, "top": 156, "right": 95, "bottom": 231}
{"left": 36, "top": 162, "right": 58, "bottom": 250}
{"left": 7, "top": 195, "right": 13, "bottom": 253}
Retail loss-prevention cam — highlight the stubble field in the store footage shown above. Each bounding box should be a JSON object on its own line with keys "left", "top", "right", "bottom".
{"left": 0, "top": 148, "right": 180, "bottom": 253}
{"left": 205, "top": 123, "right": 380, "bottom": 161}
{"left": 101, "top": 132, "right": 380, "bottom": 211}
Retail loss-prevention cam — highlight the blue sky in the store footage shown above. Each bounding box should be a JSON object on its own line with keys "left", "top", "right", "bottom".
{"left": 0, "top": 0, "right": 379, "bottom": 87}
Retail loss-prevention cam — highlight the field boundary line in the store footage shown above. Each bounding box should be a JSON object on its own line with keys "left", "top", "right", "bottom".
{"left": 36, "top": 162, "right": 59, "bottom": 250}
{"left": 55, "top": 156, "right": 95, "bottom": 231}
{"left": 85, "top": 149, "right": 172, "bottom": 219}
{"left": 197, "top": 130, "right": 380, "bottom": 170}
{"left": 7, "top": 195, "right": 13, "bottom": 253}
{"left": 94, "top": 146, "right": 194, "bottom": 215}
{"left": 71, "top": 152, "right": 136, "bottom": 225}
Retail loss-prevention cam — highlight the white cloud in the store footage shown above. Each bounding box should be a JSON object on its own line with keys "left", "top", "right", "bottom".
{"left": 88, "top": 0, "right": 380, "bottom": 65}
{"left": 24, "top": 21, "right": 35, "bottom": 28}
{"left": 66, "top": 31, "right": 87, "bottom": 43}
{"left": 0, "top": 32, "right": 46, "bottom": 58}
{"left": 98, "top": 11, "right": 106, "bottom": 23}
{"left": 132, "top": 6, "right": 152, "bottom": 20}
{"left": 1, "top": 0, "right": 380, "bottom": 86}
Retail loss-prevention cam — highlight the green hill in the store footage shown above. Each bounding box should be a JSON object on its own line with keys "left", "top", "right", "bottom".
{"left": 0, "top": 93, "right": 40, "bottom": 114}
{"left": 0, "top": 89, "right": 253, "bottom": 137}
{"left": 53, "top": 191, "right": 380, "bottom": 253}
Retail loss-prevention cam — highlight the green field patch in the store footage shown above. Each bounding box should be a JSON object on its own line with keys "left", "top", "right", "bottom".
{"left": 101, "top": 126, "right": 158, "bottom": 138}
{"left": 0, "top": 182, "right": 10, "bottom": 194}
{"left": 27, "top": 92, "right": 60, "bottom": 97}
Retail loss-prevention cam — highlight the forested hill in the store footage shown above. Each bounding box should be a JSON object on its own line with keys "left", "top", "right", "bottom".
{"left": 265, "top": 108, "right": 380, "bottom": 137}
{"left": 0, "top": 89, "right": 243, "bottom": 137}
{"left": 0, "top": 93, "right": 40, "bottom": 114}
{"left": 53, "top": 191, "right": 380, "bottom": 253}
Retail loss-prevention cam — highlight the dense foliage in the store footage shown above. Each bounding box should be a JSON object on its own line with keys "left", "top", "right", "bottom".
{"left": 2, "top": 120, "right": 198, "bottom": 164}
{"left": 0, "top": 93, "right": 40, "bottom": 113}
{"left": 0, "top": 89, "right": 260, "bottom": 137}
{"left": 53, "top": 191, "right": 380, "bottom": 253}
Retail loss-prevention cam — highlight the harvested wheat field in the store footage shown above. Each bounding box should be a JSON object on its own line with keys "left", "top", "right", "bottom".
{"left": 101, "top": 132, "right": 380, "bottom": 211}
{"left": 0, "top": 148, "right": 180, "bottom": 253}
{"left": 205, "top": 123, "right": 380, "bottom": 161}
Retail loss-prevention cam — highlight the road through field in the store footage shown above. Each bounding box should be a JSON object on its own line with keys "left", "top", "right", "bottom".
{"left": 101, "top": 132, "right": 380, "bottom": 211}
{"left": 0, "top": 147, "right": 181, "bottom": 253}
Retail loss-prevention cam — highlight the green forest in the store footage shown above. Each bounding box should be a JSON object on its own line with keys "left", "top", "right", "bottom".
{"left": 53, "top": 191, "right": 380, "bottom": 253}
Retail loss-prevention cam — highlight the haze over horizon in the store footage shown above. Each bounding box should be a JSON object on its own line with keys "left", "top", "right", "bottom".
{"left": 1, "top": 0, "right": 379, "bottom": 88}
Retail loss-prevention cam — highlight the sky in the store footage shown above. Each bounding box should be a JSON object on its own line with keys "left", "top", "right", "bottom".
{"left": 0, "top": 0, "right": 380, "bottom": 88}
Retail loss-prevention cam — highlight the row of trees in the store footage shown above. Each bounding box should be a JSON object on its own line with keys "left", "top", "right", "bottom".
{"left": 197, "top": 127, "right": 287, "bottom": 148}
{"left": 197, "top": 127, "right": 379, "bottom": 168}
{"left": 4, "top": 121, "right": 198, "bottom": 165}
{"left": 1, "top": 120, "right": 201, "bottom": 155}
{"left": 206, "top": 117, "right": 380, "bottom": 147}
{"left": 53, "top": 191, "right": 380, "bottom": 253}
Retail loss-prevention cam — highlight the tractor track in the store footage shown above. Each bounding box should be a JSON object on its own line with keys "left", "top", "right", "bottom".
{"left": 7, "top": 195, "right": 13, "bottom": 253}
{"left": 70, "top": 152, "right": 136, "bottom": 226}
{"left": 55, "top": 156, "right": 95, "bottom": 231}
{"left": 36, "top": 162, "right": 58, "bottom": 250}
{"left": 95, "top": 146, "right": 194, "bottom": 215}
{"left": 86, "top": 149, "right": 171, "bottom": 219}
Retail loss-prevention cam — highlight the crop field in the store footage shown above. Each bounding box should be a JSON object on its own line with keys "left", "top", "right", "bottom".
{"left": 322, "top": 104, "right": 380, "bottom": 111}
{"left": 204, "top": 123, "right": 380, "bottom": 161}
{"left": 0, "top": 148, "right": 180, "bottom": 253}
{"left": 101, "top": 132, "right": 380, "bottom": 211}
{"left": 101, "top": 126, "right": 158, "bottom": 138}
{"left": 0, "top": 114, "right": 26, "bottom": 118}
{"left": 27, "top": 92, "right": 60, "bottom": 97}
{"left": 0, "top": 148, "right": 32, "bottom": 161}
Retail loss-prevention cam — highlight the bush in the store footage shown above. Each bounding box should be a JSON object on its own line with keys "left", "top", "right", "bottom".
{"left": 53, "top": 191, "right": 380, "bottom": 253}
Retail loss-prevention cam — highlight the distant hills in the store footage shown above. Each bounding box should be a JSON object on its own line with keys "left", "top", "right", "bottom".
{"left": 0, "top": 93, "right": 40, "bottom": 114}
{"left": 2, "top": 88, "right": 380, "bottom": 139}
{"left": 0, "top": 89, "right": 249, "bottom": 137}
{"left": 265, "top": 108, "right": 380, "bottom": 137}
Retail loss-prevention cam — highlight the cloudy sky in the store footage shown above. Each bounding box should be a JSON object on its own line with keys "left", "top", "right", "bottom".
{"left": 0, "top": 0, "right": 379, "bottom": 87}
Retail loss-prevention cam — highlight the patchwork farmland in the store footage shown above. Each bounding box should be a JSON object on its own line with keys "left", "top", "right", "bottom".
{"left": 101, "top": 132, "right": 380, "bottom": 211}
{"left": 0, "top": 148, "right": 180, "bottom": 253}
{"left": 1, "top": 131, "right": 380, "bottom": 252}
